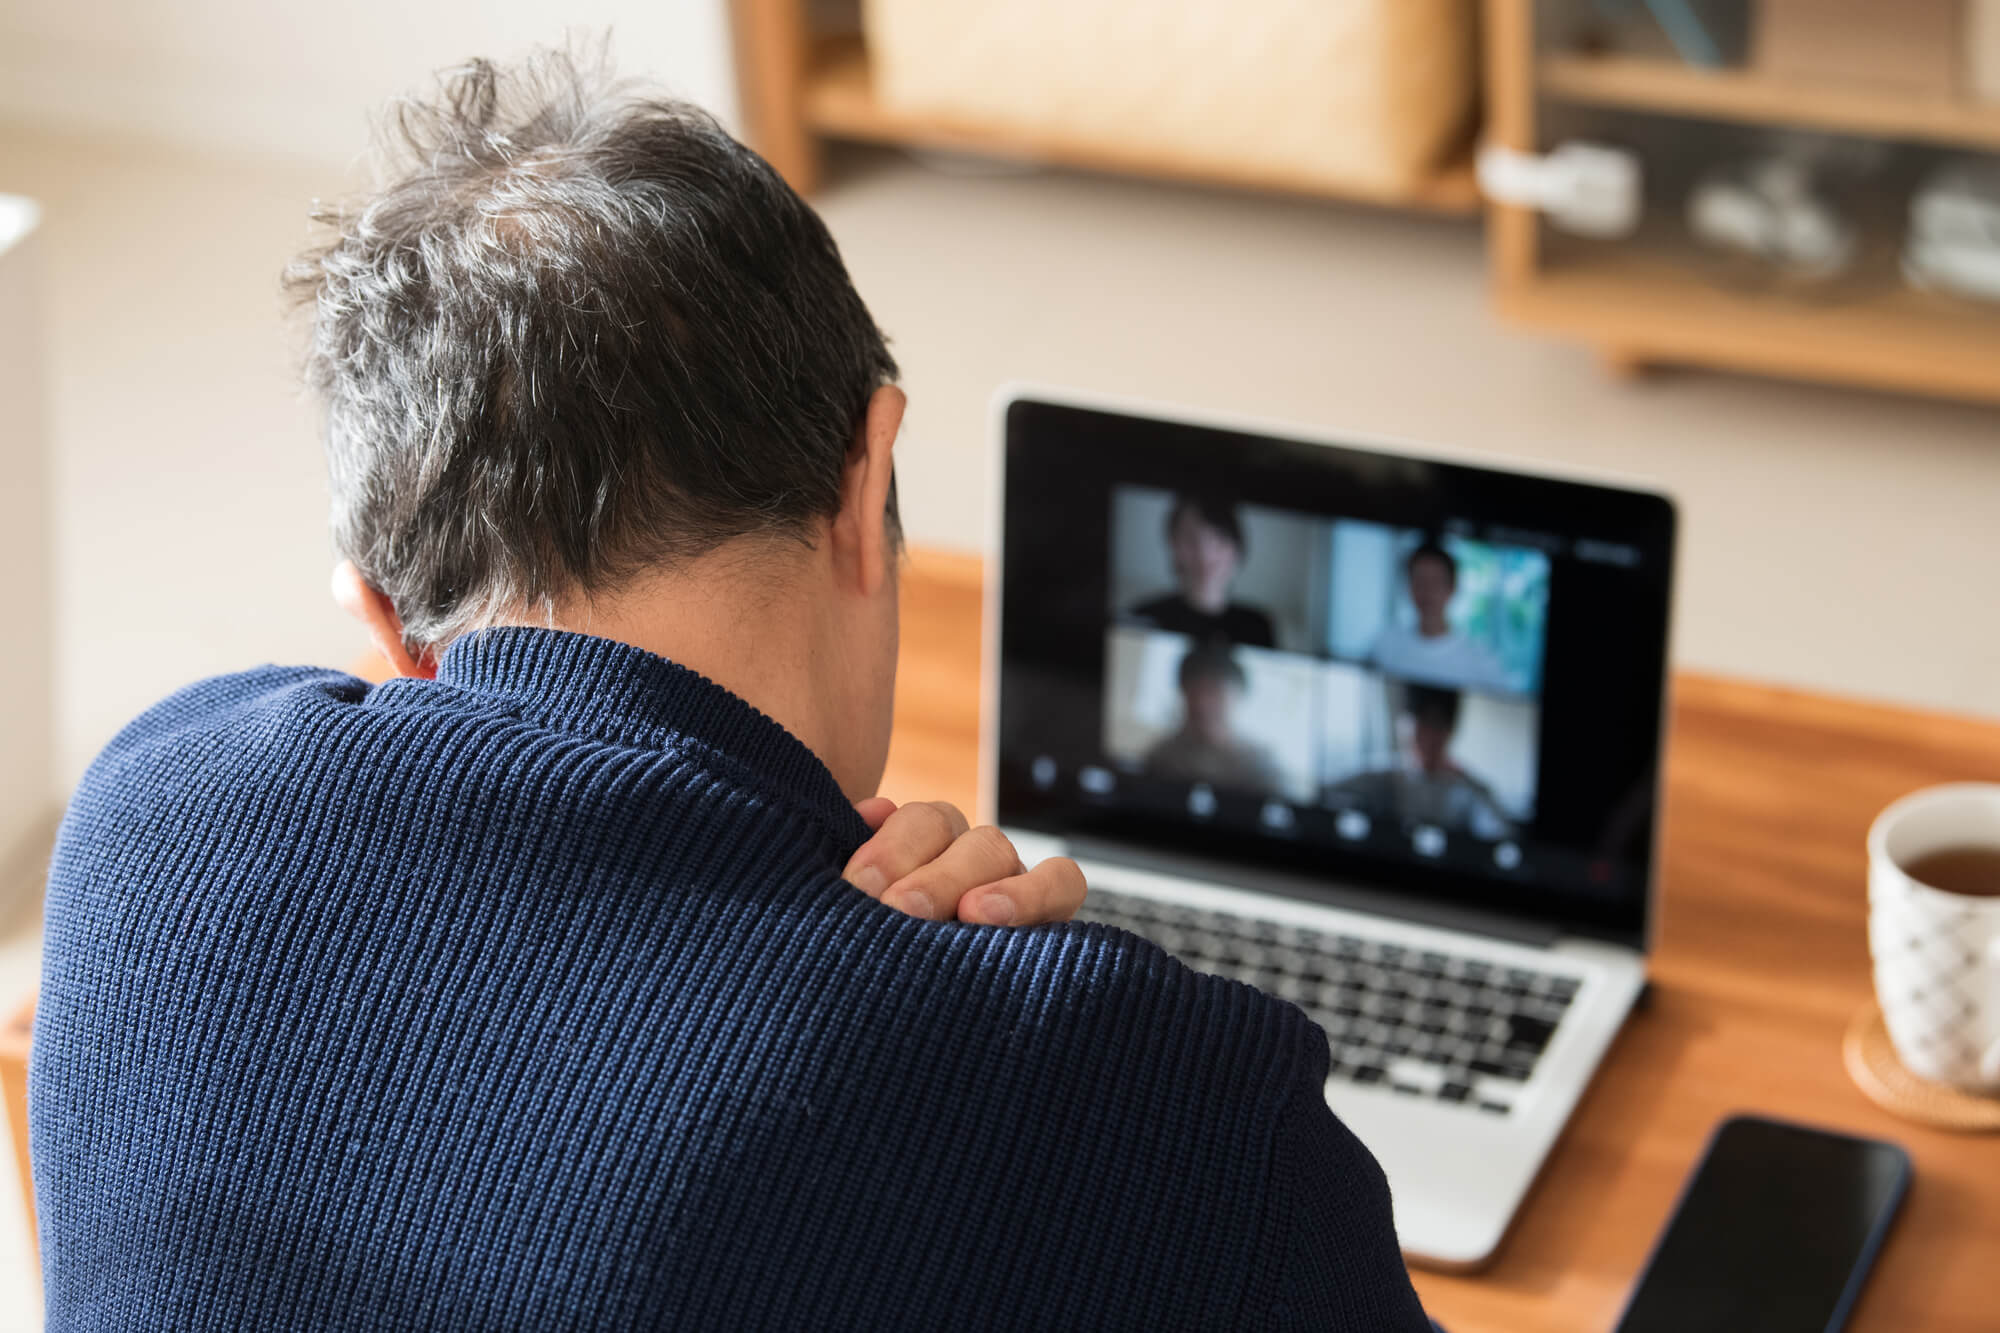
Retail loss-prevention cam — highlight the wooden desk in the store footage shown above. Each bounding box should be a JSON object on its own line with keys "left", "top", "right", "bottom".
{"left": 887, "top": 549, "right": 2000, "bottom": 1333}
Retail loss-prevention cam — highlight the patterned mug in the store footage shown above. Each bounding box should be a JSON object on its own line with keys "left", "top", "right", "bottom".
{"left": 1867, "top": 783, "right": 2000, "bottom": 1092}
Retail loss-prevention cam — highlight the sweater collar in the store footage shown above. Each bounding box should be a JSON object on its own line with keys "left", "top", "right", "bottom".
{"left": 428, "top": 627, "right": 869, "bottom": 849}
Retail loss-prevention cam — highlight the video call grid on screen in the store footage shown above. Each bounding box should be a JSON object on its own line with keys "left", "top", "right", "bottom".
{"left": 994, "top": 396, "right": 1677, "bottom": 945}
{"left": 1106, "top": 487, "right": 1546, "bottom": 838}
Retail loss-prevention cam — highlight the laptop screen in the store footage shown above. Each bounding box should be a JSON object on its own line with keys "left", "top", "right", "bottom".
{"left": 992, "top": 395, "right": 1677, "bottom": 947}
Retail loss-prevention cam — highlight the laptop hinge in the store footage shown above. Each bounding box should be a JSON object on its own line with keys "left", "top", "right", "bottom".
{"left": 1062, "top": 834, "right": 1563, "bottom": 950}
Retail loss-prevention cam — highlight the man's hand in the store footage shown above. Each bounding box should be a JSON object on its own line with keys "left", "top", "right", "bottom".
{"left": 844, "top": 798, "right": 1086, "bottom": 926}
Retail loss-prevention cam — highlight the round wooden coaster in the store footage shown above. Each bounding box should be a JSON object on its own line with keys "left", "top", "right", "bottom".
{"left": 1844, "top": 1002, "right": 2000, "bottom": 1133}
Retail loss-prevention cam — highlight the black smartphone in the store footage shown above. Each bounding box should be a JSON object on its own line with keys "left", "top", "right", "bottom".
{"left": 1612, "top": 1114, "right": 1911, "bottom": 1333}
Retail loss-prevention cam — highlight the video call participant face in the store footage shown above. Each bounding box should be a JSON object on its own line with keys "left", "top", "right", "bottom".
{"left": 1403, "top": 685, "right": 1461, "bottom": 774}
{"left": 1167, "top": 500, "right": 1246, "bottom": 614}
{"left": 1180, "top": 646, "right": 1247, "bottom": 745}
{"left": 1406, "top": 543, "right": 1457, "bottom": 633}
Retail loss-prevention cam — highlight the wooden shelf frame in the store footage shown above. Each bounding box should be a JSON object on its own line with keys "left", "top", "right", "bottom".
{"left": 730, "top": 0, "right": 1482, "bottom": 214}
{"left": 1504, "top": 249, "right": 2000, "bottom": 404}
{"left": 1541, "top": 52, "right": 2000, "bottom": 151}
{"left": 1485, "top": 0, "right": 2000, "bottom": 406}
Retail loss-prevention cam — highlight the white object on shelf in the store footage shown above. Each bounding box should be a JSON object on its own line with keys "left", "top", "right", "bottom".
{"left": 862, "top": 0, "right": 1477, "bottom": 193}
{"left": 1911, "top": 160, "right": 2000, "bottom": 246}
{"left": 1906, "top": 160, "right": 2000, "bottom": 301}
{"left": 0, "top": 195, "right": 53, "bottom": 870}
{"left": 1476, "top": 141, "right": 1643, "bottom": 239}
{"left": 1905, "top": 240, "right": 2000, "bottom": 300}
{"left": 1687, "top": 156, "right": 1857, "bottom": 278}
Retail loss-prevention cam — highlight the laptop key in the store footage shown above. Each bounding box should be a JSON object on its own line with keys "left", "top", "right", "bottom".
{"left": 1505, "top": 1015, "right": 1558, "bottom": 1052}
{"left": 1469, "top": 1058, "right": 1525, "bottom": 1081}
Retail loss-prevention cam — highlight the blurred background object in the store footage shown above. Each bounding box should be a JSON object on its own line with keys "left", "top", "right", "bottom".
{"left": 1477, "top": 139, "right": 1644, "bottom": 237}
{"left": 1905, "top": 159, "right": 2000, "bottom": 301}
{"left": 1495, "top": 0, "right": 2000, "bottom": 402}
{"left": 863, "top": 0, "right": 1476, "bottom": 198}
{"left": 737, "top": 0, "right": 1482, "bottom": 208}
{"left": 1686, "top": 151, "right": 1857, "bottom": 277}
{"left": 740, "top": 0, "right": 2000, "bottom": 404}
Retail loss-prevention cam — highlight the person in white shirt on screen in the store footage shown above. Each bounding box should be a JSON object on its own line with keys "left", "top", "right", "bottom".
{"left": 1327, "top": 685, "right": 1516, "bottom": 840}
{"left": 1370, "top": 538, "right": 1512, "bottom": 694}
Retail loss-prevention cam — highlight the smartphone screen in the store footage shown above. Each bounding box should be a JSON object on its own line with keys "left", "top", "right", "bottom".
{"left": 1613, "top": 1116, "right": 1910, "bottom": 1333}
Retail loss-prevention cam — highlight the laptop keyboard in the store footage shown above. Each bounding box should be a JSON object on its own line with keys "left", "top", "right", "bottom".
{"left": 1074, "top": 888, "right": 1581, "bottom": 1116}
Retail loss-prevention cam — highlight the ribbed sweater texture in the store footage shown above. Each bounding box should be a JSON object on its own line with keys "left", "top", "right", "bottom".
{"left": 33, "top": 627, "right": 1431, "bottom": 1331}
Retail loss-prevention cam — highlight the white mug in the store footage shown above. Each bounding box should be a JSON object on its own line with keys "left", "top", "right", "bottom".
{"left": 1867, "top": 783, "right": 2000, "bottom": 1092}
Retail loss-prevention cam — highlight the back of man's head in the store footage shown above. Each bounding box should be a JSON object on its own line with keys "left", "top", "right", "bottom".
{"left": 287, "top": 48, "right": 898, "bottom": 650}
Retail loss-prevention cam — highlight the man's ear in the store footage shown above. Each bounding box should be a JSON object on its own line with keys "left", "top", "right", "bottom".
{"left": 331, "top": 560, "right": 437, "bottom": 680}
{"left": 831, "top": 384, "right": 905, "bottom": 596}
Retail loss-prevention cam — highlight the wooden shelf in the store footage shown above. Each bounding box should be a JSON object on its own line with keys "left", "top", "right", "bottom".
{"left": 801, "top": 36, "right": 1483, "bottom": 215}
{"left": 1541, "top": 53, "right": 2000, "bottom": 151}
{"left": 1498, "top": 248, "right": 2000, "bottom": 403}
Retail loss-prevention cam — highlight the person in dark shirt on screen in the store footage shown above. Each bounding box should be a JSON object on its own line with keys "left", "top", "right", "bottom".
{"left": 1327, "top": 685, "right": 1517, "bottom": 840}
{"left": 30, "top": 47, "right": 1433, "bottom": 1333}
{"left": 1144, "top": 642, "right": 1287, "bottom": 795}
{"left": 1129, "top": 495, "right": 1278, "bottom": 647}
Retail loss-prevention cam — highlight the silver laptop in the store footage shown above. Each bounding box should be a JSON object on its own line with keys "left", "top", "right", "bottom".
{"left": 982, "top": 387, "right": 1677, "bottom": 1270}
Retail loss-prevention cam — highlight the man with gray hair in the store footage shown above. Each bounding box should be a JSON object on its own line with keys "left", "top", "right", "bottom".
{"left": 31, "top": 51, "right": 1431, "bottom": 1332}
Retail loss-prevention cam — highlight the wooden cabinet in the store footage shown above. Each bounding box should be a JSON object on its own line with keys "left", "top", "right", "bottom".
{"left": 1486, "top": 0, "right": 2000, "bottom": 405}
{"left": 730, "top": 0, "right": 2000, "bottom": 406}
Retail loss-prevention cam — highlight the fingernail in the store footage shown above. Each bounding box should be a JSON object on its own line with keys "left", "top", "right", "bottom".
{"left": 851, "top": 866, "right": 886, "bottom": 897}
{"left": 890, "top": 889, "right": 933, "bottom": 920}
{"left": 972, "top": 893, "right": 1016, "bottom": 925}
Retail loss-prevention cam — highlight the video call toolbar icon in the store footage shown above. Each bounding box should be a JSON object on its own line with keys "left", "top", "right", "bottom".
{"left": 1079, "top": 766, "right": 1116, "bottom": 797}
{"left": 1187, "top": 784, "right": 1218, "bottom": 819}
{"left": 1494, "top": 841, "right": 1523, "bottom": 871}
{"left": 1259, "top": 800, "right": 1297, "bottom": 834}
{"left": 1411, "top": 825, "right": 1447, "bottom": 859}
{"left": 1031, "top": 756, "right": 1058, "bottom": 790}
{"left": 1335, "top": 809, "right": 1371, "bottom": 842}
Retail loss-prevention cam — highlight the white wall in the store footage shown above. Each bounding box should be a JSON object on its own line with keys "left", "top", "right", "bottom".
{"left": 0, "top": 197, "right": 52, "bottom": 861}
{"left": 0, "top": 0, "right": 739, "bottom": 165}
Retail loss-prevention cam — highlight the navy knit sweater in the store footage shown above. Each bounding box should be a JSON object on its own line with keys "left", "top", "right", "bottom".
{"left": 34, "top": 627, "right": 1430, "bottom": 1331}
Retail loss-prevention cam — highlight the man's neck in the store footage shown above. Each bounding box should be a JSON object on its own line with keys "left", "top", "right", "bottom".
{"left": 504, "top": 547, "right": 839, "bottom": 773}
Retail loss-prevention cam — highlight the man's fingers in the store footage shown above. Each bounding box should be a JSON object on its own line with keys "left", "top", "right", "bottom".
{"left": 958, "top": 857, "right": 1087, "bottom": 927}
{"left": 877, "top": 824, "right": 1022, "bottom": 921}
{"left": 854, "top": 797, "right": 897, "bottom": 833}
{"left": 841, "top": 801, "right": 969, "bottom": 901}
